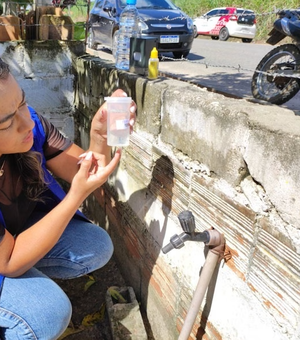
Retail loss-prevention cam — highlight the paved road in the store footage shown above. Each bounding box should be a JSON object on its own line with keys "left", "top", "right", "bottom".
{"left": 87, "top": 37, "right": 300, "bottom": 114}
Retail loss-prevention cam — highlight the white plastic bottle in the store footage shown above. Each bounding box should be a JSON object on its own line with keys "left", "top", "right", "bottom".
{"left": 148, "top": 47, "right": 159, "bottom": 80}
{"left": 115, "top": 0, "right": 140, "bottom": 71}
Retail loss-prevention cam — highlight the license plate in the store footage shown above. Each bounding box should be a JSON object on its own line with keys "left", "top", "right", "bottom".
{"left": 160, "top": 35, "right": 179, "bottom": 43}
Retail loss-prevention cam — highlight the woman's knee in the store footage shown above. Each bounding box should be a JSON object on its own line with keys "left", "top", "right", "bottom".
{"left": 0, "top": 297, "right": 71, "bottom": 340}
{"left": 41, "top": 289, "right": 72, "bottom": 338}
{"left": 0, "top": 271, "right": 72, "bottom": 340}
{"left": 36, "top": 221, "right": 114, "bottom": 279}
{"left": 89, "top": 225, "right": 114, "bottom": 270}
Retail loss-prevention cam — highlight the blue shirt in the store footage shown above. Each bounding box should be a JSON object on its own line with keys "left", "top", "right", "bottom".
{"left": 0, "top": 107, "right": 86, "bottom": 289}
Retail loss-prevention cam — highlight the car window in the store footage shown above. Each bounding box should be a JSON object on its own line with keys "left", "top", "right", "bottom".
{"left": 93, "top": 0, "right": 104, "bottom": 9}
{"left": 218, "top": 9, "right": 229, "bottom": 15}
{"left": 103, "top": 0, "right": 114, "bottom": 7}
{"left": 161, "top": 0, "right": 177, "bottom": 9}
{"left": 237, "top": 9, "right": 254, "bottom": 14}
{"left": 206, "top": 9, "right": 229, "bottom": 17}
{"left": 90, "top": 0, "right": 104, "bottom": 14}
{"left": 118, "top": 0, "right": 176, "bottom": 10}
{"left": 236, "top": 9, "right": 256, "bottom": 25}
{"left": 206, "top": 9, "right": 219, "bottom": 17}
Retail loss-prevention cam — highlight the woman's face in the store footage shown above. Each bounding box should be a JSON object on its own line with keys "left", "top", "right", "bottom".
{"left": 0, "top": 74, "right": 34, "bottom": 156}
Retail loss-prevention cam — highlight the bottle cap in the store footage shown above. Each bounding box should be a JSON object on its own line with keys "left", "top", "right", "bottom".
{"left": 150, "top": 47, "right": 158, "bottom": 58}
{"left": 126, "top": 0, "right": 136, "bottom": 5}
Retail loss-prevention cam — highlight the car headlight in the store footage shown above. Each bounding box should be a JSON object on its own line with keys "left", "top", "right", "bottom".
{"left": 138, "top": 20, "right": 148, "bottom": 32}
{"left": 187, "top": 17, "right": 193, "bottom": 30}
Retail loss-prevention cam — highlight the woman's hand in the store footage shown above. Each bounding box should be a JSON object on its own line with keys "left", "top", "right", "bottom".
{"left": 90, "top": 89, "right": 137, "bottom": 145}
{"left": 70, "top": 149, "right": 121, "bottom": 199}
{"left": 0, "top": 149, "right": 121, "bottom": 278}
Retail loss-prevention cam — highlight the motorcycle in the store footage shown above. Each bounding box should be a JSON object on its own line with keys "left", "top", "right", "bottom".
{"left": 251, "top": 9, "right": 300, "bottom": 105}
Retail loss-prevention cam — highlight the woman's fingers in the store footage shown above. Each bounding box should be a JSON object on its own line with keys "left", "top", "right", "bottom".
{"left": 79, "top": 149, "right": 122, "bottom": 182}
{"left": 102, "top": 148, "right": 122, "bottom": 175}
{"left": 78, "top": 151, "right": 93, "bottom": 176}
{"left": 111, "top": 89, "right": 128, "bottom": 97}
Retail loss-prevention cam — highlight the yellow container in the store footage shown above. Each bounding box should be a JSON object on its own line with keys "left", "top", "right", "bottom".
{"left": 148, "top": 47, "right": 159, "bottom": 79}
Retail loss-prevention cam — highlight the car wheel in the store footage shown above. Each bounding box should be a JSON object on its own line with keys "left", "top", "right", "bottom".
{"left": 242, "top": 38, "right": 252, "bottom": 43}
{"left": 87, "top": 27, "right": 97, "bottom": 50}
{"left": 112, "top": 30, "right": 119, "bottom": 59}
{"left": 193, "top": 25, "right": 198, "bottom": 38}
{"left": 211, "top": 36, "right": 219, "bottom": 40}
{"left": 172, "top": 50, "right": 190, "bottom": 59}
{"left": 219, "top": 27, "right": 229, "bottom": 41}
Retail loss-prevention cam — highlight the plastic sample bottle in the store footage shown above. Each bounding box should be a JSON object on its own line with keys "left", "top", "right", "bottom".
{"left": 105, "top": 96, "right": 132, "bottom": 147}
{"left": 148, "top": 47, "right": 159, "bottom": 79}
{"left": 115, "top": 0, "right": 140, "bottom": 71}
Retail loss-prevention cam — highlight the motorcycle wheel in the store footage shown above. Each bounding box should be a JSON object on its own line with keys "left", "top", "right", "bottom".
{"left": 251, "top": 44, "right": 300, "bottom": 105}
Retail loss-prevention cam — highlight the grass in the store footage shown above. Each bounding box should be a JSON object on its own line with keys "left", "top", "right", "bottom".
{"left": 62, "top": 0, "right": 88, "bottom": 40}
{"left": 73, "top": 21, "right": 86, "bottom": 40}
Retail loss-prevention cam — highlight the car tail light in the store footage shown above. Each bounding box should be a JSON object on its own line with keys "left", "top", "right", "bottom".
{"left": 230, "top": 15, "right": 238, "bottom": 21}
{"left": 254, "top": 18, "right": 257, "bottom": 24}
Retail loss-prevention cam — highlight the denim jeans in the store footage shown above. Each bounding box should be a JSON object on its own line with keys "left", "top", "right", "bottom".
{"left": 0, "top": 212, "right": 114, "bottom": 340}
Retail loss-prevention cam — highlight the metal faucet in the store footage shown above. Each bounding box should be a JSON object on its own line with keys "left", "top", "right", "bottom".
{"left": 162, "top": 210, "right": 221, "bottom": 253}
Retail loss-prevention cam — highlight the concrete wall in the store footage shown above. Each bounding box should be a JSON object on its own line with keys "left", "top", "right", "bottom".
{"left": 2, "top": 43, "right": 300, "bottom": 339}
{"left": 75, "top": 55, "right": 300, "bottom": 340}
{"left": 0, "top": 40, "right": 84, "bottom": 140}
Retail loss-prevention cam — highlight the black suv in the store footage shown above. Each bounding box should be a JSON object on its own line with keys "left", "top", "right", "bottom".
{"left": 87, "top": 0, "right": 194, "bottom": 58}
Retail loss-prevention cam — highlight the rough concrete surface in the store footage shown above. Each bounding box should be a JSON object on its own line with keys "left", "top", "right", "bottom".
{"left": 105, "top": 286, "right": 148, "bottom": 340}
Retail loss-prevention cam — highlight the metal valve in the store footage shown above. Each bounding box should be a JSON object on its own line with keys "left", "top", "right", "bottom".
{"left": 162, "top": 210, "right": 211, "bottom": 254}
{"left": 178, "top": 210, "right": 195, "bottom": 234}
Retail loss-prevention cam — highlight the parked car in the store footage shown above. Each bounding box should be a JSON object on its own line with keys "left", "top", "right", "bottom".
{"left": 87, "top": 0, "right": 194, "bottom": 58}
{"left": 193, "top": 7, "right": 256, "bottom": 43}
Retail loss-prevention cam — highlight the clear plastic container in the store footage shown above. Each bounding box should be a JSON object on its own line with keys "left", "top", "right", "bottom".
{"left": 105, "top": 96, "right": 132, "bottom": 146}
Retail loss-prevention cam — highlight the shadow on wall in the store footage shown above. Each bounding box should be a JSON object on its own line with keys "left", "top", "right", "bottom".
{"left": 123, "top": 157, "right": 223, "bottom": 339}
{"left": 116, "top": 155, "right": 175, "bottom": 337}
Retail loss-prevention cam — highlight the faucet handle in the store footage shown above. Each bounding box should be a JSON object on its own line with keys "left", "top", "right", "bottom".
{"left": 178, "top": 210, "right": 195, "bottom": 233}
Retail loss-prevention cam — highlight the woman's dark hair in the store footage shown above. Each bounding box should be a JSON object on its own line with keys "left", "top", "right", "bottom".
{"left": 0, "top": 58, "right": 9, "bottom": 80}
{"left": 0, "top": 57, "right": 47, "bottom": 200}
{"left": 14, "top": 152, "right": 47, "bottom": 201}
